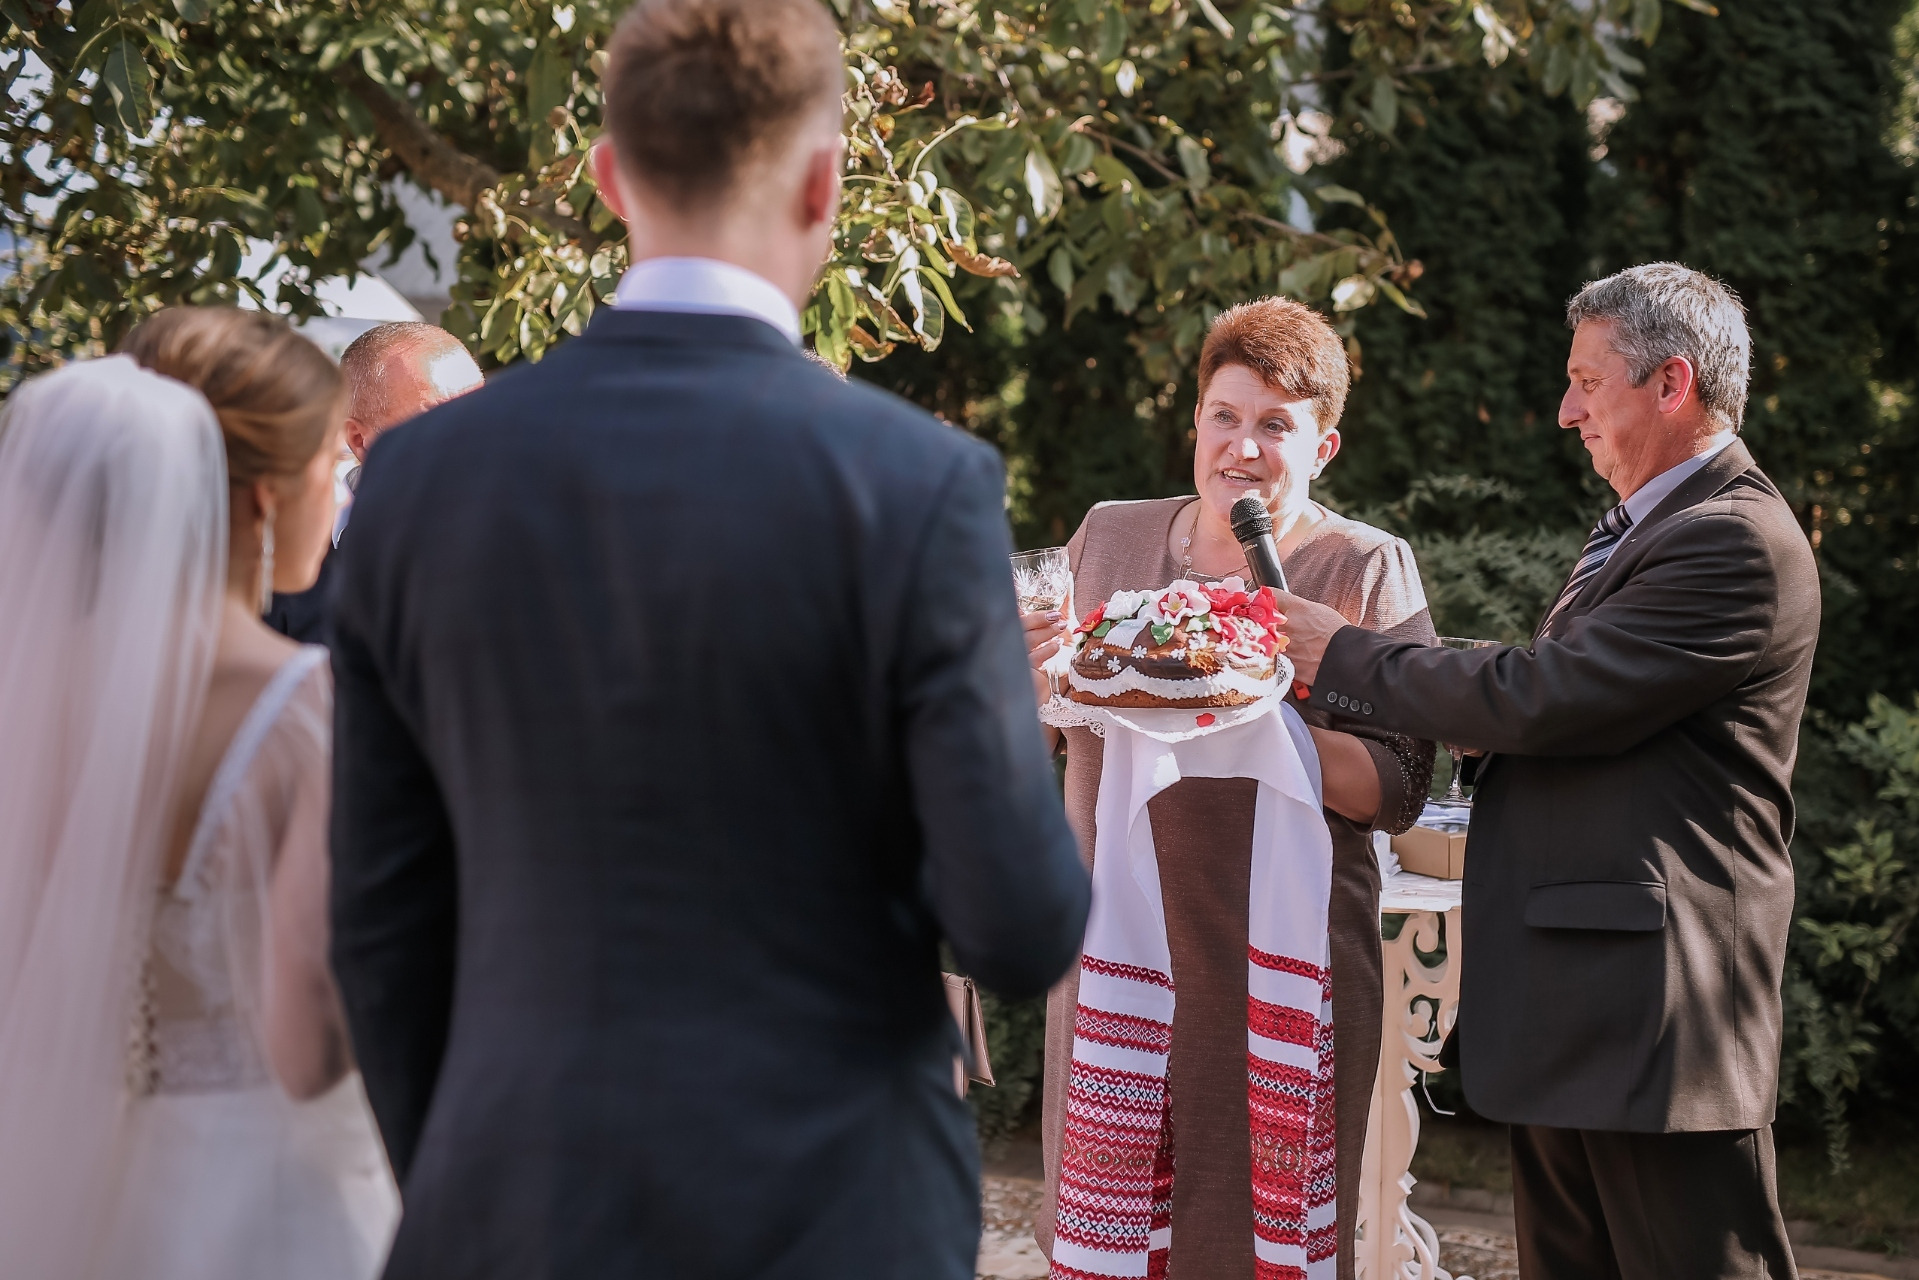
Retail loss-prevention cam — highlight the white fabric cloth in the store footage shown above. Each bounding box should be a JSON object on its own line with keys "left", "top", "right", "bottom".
{"left": 1050, "top": 703, "right": 1337, "bottom": 1279}
{"left": 612, "top": 256, "right": 801, "bottom": 344}
{"left": 1622, "top": 431, "right": 1736, "bottom": 525}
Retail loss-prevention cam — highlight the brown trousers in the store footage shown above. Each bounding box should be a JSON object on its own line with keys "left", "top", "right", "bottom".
{"left": 1510, "top": 1124, "right": 1798, "bottom": 1280}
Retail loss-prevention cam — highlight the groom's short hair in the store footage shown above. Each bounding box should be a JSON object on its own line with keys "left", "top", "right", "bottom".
{"left": 603, "top": 0, "right": 843, "bottom": 211}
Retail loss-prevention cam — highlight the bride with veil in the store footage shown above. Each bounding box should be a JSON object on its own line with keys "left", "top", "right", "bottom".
{"left": 0, "top": 316, "right": 398, "bottom": 1278}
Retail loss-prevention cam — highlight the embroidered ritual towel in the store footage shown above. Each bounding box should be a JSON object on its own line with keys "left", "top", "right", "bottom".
{"left": 1050, "top": 704, "right": 1335, "bottom": 1280}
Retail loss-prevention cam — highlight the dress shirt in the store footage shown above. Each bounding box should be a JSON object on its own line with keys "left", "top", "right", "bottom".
{"left": 1622, "top": 431, "right": 1737, "bottom": 525}
{"left": 333, "top": 457, "right": 359, "bottom": 548}
{"left": 611, "top": 257, "right": 801, "bottom": 344}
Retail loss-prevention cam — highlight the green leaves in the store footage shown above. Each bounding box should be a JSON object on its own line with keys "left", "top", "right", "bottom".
{"left": 1095, "top": 4, "right": 1128, "bottom": 64}
{"left": 1630, "top": 0, "right": 1662, "bottom": 44}
{"left": 526, "top": 38, "right": 575, "bottom": 167}
{"left": 1105, "top": 261, "right": 1144, "bottom": 315}
{"left": 0, "top": 0, "right": 1672, "bottom": 389}
{"left": 1277, "top": 252, "right": 1336, "bottom": 300}
{"left": 1024, "top": 146, "right": 1063, "bottom": 222}
{"left": 795, "top": 59, "right": 1014, "bottom": 367}
{"left": 1195, "top": 0, "right": 1234, "bottom": 40}
{"left": 1330, "top": 275, "right": 1376, "bottom": 312}
{"left": 1048, "top": 248, "right": 1075, "bottom": 296}
{"left": 1366, "top": 74, "right": 1398, "bottom": 134}
{"left": 1784, "top": 697, "right": 1919, "bottom": 1170}
{"left": 1175, "top": 135, "right": 1211, "bottom": 190}
{"left": 101, "top": 40, "right": 153, "bottom": 136}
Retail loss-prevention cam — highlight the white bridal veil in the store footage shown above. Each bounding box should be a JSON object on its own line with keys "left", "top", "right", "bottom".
{"left": 0, "top": 356, "right": 228, "bottom": 1271}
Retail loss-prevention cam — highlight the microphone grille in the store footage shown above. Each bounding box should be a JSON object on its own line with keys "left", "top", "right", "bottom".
{"left": 1229, "top": 495, "right": 1273, "bottom": 540}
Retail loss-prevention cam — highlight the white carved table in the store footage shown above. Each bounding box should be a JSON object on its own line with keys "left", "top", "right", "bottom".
{"left": 1354, "top": 850, "right": 1468, "bottom": 1280}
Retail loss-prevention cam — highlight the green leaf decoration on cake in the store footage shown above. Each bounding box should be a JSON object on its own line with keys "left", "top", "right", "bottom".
{"left": 1093, "top": 621, "right": 1115, "bottom": 638}
{"left": 1151, "top": 622, "right": 1174, "bottom": 646}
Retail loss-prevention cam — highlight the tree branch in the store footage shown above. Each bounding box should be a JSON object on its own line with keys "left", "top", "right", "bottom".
{"left": 1231, "top": 209, "right": 1354, "bottom": 254}
{"left": 1070, "top": 121, "right": 1185, "bottom": 186}
{"left": 336, "top": 64, "right": 500, "bottom": 209}
{"left": 335, "top": 64, "right": 603, "bottom": 249}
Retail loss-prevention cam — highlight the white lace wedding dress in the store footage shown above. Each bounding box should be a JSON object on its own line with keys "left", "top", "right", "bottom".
{"left": 100, "top": 647, "right": 399, "bottom": 1280}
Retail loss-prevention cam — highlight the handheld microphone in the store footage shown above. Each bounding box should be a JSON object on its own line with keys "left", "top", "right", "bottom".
{"left": 1228, "top": 496, "right": 1288, "bottom": 593}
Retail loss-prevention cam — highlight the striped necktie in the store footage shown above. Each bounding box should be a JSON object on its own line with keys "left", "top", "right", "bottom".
{"left": 1543, "top": 504, "right": 1634, "bottom": 627}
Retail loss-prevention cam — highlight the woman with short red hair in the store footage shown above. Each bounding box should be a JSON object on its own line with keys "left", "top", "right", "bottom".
{"left": 1027, "top": 296, "right": 1436, "bottom": 1280}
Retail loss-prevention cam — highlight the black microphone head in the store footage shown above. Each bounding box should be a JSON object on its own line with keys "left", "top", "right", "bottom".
{"left": 1229, "top": 495, "right": 1273, "bottom": 541}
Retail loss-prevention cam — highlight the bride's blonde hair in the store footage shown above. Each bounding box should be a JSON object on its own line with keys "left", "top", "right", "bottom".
{"left": 119, "top": 308, "right": 344, "bottom": 487}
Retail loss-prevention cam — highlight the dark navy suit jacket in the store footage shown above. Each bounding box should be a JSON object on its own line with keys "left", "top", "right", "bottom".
{"left": 328, "top": 309, "right": 1090, "bottom": 1279}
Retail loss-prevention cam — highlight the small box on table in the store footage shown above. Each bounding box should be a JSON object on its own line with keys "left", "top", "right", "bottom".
{"left": 1391, "top": 823, "right": 1467, "bottom": 880}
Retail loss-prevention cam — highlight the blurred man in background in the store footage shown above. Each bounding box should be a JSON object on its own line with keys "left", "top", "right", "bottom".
{"left": 265, "top": 321, "right": 481, "bottom": 643}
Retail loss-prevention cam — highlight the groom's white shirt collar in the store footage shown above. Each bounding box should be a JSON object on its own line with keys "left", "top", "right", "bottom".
{"left": 612, "top": 257, "right": 801, "bottom": 345}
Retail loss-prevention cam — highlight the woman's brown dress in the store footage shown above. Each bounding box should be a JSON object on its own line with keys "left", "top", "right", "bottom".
{"left": 1036, "top": 496, "right": 1437, "bottom": 1280}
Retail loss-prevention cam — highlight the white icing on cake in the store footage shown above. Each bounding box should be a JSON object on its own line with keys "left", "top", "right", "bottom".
{"left": 1064, "top": 661, "right": 1284, "bottom": 703}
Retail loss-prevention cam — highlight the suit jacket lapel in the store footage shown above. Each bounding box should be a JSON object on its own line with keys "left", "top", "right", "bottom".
{"left": 1531, "top": 440, "right": 1758, "bottom": 642}
{"left": 1486, "top": 442, "right": 1761, "bottom": 786}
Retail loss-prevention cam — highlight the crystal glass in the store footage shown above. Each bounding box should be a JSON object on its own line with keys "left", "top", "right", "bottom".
{"left": 1011, "top": 546, "right": 1073, "bottom": 616}
{"left": 1437, "top": 636, "right": 1500, "bottom": 804}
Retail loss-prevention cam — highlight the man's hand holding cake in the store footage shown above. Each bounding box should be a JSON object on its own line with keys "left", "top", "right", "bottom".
{"left": 1249, "top": 587, "right": 1341, "bottom": 691}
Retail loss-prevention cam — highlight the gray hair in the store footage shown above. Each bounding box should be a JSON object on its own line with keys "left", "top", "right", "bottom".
{"left": 1565, "top": 263, "right": 1751, "bottom": 431}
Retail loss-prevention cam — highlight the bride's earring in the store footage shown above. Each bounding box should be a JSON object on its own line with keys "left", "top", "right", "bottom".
{"left": 258, "top": 515, "right": 275, "bottom": 616}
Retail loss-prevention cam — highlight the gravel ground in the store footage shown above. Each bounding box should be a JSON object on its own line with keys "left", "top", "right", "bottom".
{"left": 1433, "top": 1226, "right": 1520, "bottom": 1279}
{"left": 977, "top": 1176, "right": 1048, "bottom": 1280}
{"left": 974, "top": 1178, "right": 1519, "bottom": 1280}
{"left": 976, "top": 1177, "right": 1891, "bottom": 1279}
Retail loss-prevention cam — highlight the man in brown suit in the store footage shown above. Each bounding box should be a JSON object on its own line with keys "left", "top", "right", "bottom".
{"left": 1275, "top": 262, "right": 1819, "bottom": 1279}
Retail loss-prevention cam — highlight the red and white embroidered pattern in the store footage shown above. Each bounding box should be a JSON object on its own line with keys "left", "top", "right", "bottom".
{"left": 1051, "top": 961, "right": 1177, "bottom": 1280}
{"left": 1050, "top": 709, "right": 1335, "bottom": 1280}
{"left": 1247, "top": 948, "right": 1336, "bottom": 1278}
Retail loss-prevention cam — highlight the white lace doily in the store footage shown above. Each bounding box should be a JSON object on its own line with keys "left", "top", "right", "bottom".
{"left": 1040, "top": 693, "right": 1287, "bottom": 741}
{"left": 1041, "top": 651, "right": 1296, "bottom": 742}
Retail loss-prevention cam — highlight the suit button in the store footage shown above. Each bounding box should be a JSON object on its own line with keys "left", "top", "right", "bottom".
{"left": 1338, "top": 694, "right": 1351, "bottom": 708}
{"left": 1361, "top": 702, "right": 1374, "bottom": 715}
{"left": 1325, "top": 690, "right": 1337, "bottom": 704}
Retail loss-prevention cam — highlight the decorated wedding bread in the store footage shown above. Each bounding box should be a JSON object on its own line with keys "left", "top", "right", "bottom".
{"left": 1065, "top": 578, "right": 1288, "bottom": 708}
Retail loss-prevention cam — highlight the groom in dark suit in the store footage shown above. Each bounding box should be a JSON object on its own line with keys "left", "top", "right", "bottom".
{"left": 1276, "top": 264, "right": 1818, "bottom": 1279}
{"left": 327, "top": 1, "right": 1090, "bottom": 1275}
